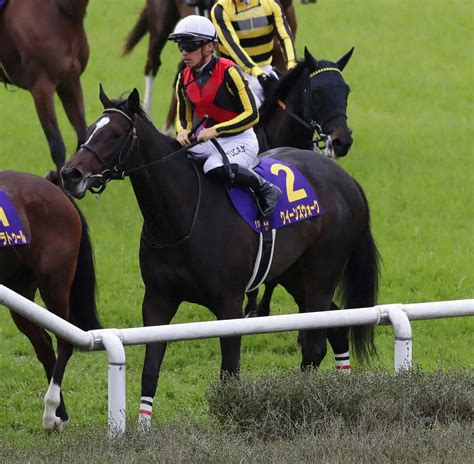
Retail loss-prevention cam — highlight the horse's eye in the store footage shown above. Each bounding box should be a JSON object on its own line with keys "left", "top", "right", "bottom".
{"left": 111, "top": 132, "right": 121, "bottom": 140}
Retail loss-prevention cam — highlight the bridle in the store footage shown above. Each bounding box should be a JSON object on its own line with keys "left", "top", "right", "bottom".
{"left": 79, "top": 108, "right": 138, "bottom": 194}
{"left": 276, "top": 67, "right": 348, "bottom": 157}
{"left": 77, "top": 107, "right": 202, "bottom": 248}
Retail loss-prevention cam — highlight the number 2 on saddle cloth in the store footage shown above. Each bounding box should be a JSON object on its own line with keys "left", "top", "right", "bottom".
{"left": 226, "top": 157, "right": 322, "bottom": 233}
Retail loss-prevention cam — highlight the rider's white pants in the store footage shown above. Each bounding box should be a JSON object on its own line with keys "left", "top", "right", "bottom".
{"left": 188, "top": 128, "right": 259, "bottom": 173}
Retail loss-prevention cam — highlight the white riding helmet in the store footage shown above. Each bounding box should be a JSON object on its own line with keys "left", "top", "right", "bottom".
{"left": 168, "top": 15, "right": 218, "bottom": 43}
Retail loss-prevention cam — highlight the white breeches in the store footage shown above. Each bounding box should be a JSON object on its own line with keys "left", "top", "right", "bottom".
{"left": 188, "top": 128, "right": 259, "bottom": 173}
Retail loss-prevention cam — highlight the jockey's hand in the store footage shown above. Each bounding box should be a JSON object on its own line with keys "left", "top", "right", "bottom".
{"left": 177, "top": 129, "right": 192, "bottom": 146}
{"left": 197, "top": 127, "right": 218, "bottom": 142}
{"left": 257, "top": 73, "right": 277, "bottom": 91}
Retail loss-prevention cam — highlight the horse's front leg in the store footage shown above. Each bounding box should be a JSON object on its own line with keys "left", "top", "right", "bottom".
{"left": 31, "top": 76, "right": 66, "bottom": 171}
{"left": 138, "top": 289, "right": 179, "bottom": 432}
{"left": 57, "top": 77, "right": 87, "bottom": 151}
{"left": 214, "top": 297, "right": 244, "bottom": 379}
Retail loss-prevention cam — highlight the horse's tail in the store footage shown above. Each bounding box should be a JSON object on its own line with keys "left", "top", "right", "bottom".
{"left": 339, "top": 181, "right": 380, "bottom": 362}
{"left": 45, "top": 174, "right": 101, "bottom": 330}
{"left": 69, "top": 203, "right": 102, "bottom": 331}
{"left": 123, "top": 5, "right": 149, "bottom": 55}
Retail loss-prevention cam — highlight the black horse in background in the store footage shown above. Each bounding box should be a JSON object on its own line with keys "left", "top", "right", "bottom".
{"left": 61, "top": 86, "right": 379, "bottom": 429}
{"left": 258, "top": 47, "right": 354, "bottom": 157}
{"left": 247, "top": 47, "right": 355, "bottom": 352}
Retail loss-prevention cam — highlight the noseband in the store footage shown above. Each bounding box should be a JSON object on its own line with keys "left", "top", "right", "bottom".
{"left": 79, "top": 108, "right": 138, "bottom": 193}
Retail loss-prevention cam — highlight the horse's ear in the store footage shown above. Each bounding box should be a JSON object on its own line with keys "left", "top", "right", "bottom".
{"left": 127, "top": 88, "right": 141, "bottom": 114}
{"left": 304, "top": 46, "right": 318, "bottom": 70}
{"left": 336, "top": 47, "right": 355, "bottom": 71}
{"left": 99, "top": 84, "right": 113, "bottom": 108}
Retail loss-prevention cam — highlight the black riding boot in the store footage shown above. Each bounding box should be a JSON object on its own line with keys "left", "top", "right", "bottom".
{"left": 231, "top": 164, "right": 282, "bottom": 217}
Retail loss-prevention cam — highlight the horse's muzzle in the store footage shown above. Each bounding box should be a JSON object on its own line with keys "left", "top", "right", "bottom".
{"left": 60, "top": 166, "right": 91, "bottom": 199}
{"left": 330, "top": 127, "right": 353, "bottom": 158}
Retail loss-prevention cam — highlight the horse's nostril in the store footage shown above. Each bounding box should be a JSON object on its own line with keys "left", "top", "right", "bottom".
{"left": 61, "top": 167, "right": 82, "bottom": 183}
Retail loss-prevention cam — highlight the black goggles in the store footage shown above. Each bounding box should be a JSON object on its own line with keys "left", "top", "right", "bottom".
{"left": 178, "top": 41, "right": 206, "bottom": 53}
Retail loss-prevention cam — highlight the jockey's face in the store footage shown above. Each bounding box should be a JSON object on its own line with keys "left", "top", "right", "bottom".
{"left": 180, "top": 41, "right": 214, "bottom": 69}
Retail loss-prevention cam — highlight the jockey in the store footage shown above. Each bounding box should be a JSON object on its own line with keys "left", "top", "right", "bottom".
{"left": 168, "top": 15, "right": 281, "bottom": 218}
{"left": 211, "top": 0, "right": 298, "bottom": 107}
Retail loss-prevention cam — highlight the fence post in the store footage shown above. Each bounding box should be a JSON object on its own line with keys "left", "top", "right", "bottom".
{"left": 383, "top": 304, "right": 413, "bottom": 371}
{"left": 101, "top": 331, "right": 126, "bottom": 438}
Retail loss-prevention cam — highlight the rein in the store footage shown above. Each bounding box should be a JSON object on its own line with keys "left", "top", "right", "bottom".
{"left": 276, "top": 98, "right": 331, "bottom": 153}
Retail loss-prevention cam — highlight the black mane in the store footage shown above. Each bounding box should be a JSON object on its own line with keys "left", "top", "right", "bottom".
{"left": 111, "top": 95, "right": 180, "bottom": 149}
{"left": 259, "top": 62, "right": 308, "bottom": 118}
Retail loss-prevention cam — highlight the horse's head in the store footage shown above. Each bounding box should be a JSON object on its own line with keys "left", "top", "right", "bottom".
{"left": 61, "top": 85, "right": 141, "bottom": 198}
{"left": 303, "top": 47, "right": 354, "bottom": 158}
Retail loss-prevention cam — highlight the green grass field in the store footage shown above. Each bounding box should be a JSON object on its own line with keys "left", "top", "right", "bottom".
{"left": 0, "top": 0, "right": 473, "bottom": 451}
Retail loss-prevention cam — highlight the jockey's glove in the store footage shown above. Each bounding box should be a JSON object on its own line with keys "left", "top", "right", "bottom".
{"left": 257, "top": 73, "right": 277, "bottom": 91}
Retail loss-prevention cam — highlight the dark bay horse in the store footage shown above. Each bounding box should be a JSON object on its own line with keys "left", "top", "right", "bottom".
{"left": 61, "top": 86, "right": 380, "bottom": 429}
{"left": 123, "top": 0, "right": 304, "bottom": 126}
{"left": 246, "top": 47, "right": 354, "bottom": 339}
{"left": 258, "top": 47, "right": 354, "bottom": 157}
{"left": 0, "top": 171, "right": 101, "bottom": 432}
{"left": 0, "top": 0, "right": 90, "bottom": 172}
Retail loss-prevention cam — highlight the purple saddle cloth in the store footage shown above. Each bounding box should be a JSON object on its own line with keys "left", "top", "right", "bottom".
{"left": 0, "top": 189, "right": 30, "bottom": 247}
{"left": 227, "top": 158, "right": 322, "bottom": 233}
{"left": 0, "top": 0, "right": 8, "bottom": 11}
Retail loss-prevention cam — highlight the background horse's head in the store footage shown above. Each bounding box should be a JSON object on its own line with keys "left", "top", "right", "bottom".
{"left": 61, "top": 85, "right": 142, "bottom": 198}
{"left": 262, "top": 47, "right": 354, "bottom": 158}
{"left": 302, "top": 47, "right": 354, "bottom": 157}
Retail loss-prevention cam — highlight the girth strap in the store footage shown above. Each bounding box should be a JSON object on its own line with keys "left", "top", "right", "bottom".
{"left": 245, "top": 226, "right": 276, "bottom": 293}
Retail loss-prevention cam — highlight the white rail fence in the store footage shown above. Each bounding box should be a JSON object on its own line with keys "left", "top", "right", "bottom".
{"left": 0, "top": 284, "right": 473, "bottom": 437}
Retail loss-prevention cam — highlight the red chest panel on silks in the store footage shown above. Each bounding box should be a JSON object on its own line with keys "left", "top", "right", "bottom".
{"left": 183, "top": 58, "right": 239, "bottom": 126}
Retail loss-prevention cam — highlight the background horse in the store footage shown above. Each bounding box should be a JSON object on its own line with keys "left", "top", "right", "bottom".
{"left": 122, "top": 0, "right": 308, "bottom": 127}
{"left": 0, "top": 0, "right": 90, "bottom": 173}
{"left": 246, "top": 46, "right": 355, "bottom": 337}
{"left": 61, "top": 86, "right": 380, "bottom": 430}
{"left": 0, "top": 171, "right": 101, "bottom": 432}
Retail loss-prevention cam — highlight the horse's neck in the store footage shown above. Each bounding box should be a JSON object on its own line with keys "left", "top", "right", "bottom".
{"left": 129, "top": 120, "right": 197, "bottom": 241}
{"left": 55, "top": 0, "right": 88, "bottom": 21}
{"left": 263, "top": 71, "right": 310, "bottom": 148}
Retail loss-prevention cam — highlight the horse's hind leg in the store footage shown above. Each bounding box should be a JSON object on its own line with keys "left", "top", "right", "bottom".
{"left": 143, "top": 1, "right": 181, "bottom": 117}
{"left": 31, "top": 77, "right": 66, "bottom": 171}
{"left": 57, "top": 77, "right": 87, "bottom": 151}
{"left": 43, "top": 338, "right": 73, "bottom": 432}
{"left": 163, "top": 61, "right": 186, "bottom": 133}
{"left": 6, "top": 278, "right": 59, "bottom": 423}
{"left": 38, "top": 276, "right": 75, "bottom": 432}
{"left": 326, "top": 303, "right": 351, "bottom": 372}
{"left": 286, "top": 279, "right": 332, "bottom": 370}
{"left": 9, "top": 308, "right": 56, "bottom": 383}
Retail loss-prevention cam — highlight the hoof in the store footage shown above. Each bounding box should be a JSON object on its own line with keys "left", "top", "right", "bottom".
{"left": 43, "top": 416, "right": 68, "bottom": 434}
{"left": 138, "top": 413, "right": 152, "bottom": 433}
{"left": 245, "top": 310, "right": 258, "bottom": 318}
